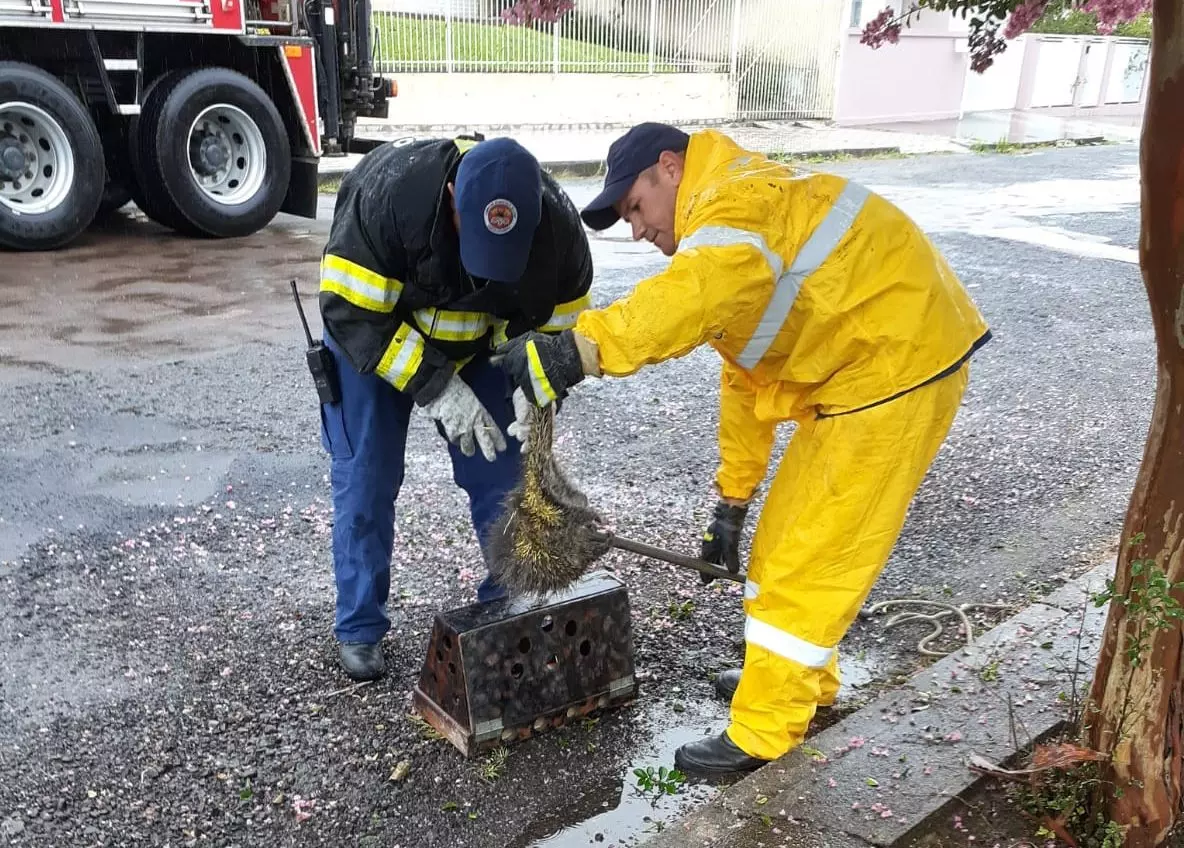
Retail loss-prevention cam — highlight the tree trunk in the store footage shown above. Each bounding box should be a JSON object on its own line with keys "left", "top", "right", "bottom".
{"left": 1083, "top": 2, "right": 1184, "bottom": 844}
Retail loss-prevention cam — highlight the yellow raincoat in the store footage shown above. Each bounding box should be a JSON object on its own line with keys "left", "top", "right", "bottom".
{"left": 574, "top": 129, "right": 990, "bottom": 760}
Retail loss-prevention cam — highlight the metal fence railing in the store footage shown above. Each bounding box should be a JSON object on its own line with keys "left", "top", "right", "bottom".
{"left": 372, "top": 0, "right": 739, "bottom": 74}
{"left": 369, "top": 0, "right": 846, "bottom": 119}
{"left": 731, "top": 0, "right": 845, "bottom": 120}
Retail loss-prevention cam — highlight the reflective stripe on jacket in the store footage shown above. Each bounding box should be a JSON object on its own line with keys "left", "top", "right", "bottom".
{"left": 318, "top": 136, "right": 594, "bottom": 404}
{"left": 574, "top": 129, "right": 990, "bottom": 500}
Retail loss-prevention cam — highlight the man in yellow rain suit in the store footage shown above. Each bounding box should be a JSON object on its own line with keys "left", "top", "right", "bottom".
{"left": 493, "top": 123, "right": 991, "bottom": 775}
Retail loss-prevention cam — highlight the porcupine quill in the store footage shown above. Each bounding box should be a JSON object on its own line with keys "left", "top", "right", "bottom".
{"left": 486, "top": 403, "right": 611, "bottom": 597}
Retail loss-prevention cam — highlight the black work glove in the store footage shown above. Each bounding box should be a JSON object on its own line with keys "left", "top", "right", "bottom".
{"left": 700, "top": 500, "right": 748, "bottom": 585}
{"left": 492, "top": 330, "right": 585, "bottom": 407}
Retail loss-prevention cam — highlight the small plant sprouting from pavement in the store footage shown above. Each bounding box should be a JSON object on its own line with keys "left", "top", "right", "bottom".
{"left": 667, "top": 600, "right": 694, "bottom": 621}
{"left": 1009, "top": 760, "right": 1124, "bottom": 848}
{"left": 634, "top": 765, "right": 686, "bottom": 797}
{"left": 407, "top": 712, "right": 444, "bottom": 741}
{"left": 979, "top": 658, "right": 1000, "bottom": 682}
{"left": 478, "top": 747, "right": 509, "bottom": 783}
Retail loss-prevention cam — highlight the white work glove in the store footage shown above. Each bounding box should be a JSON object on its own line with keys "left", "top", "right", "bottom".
{"left": 507, "top": 387, "right": 533, "bottom": 443}
{"left": 419, "top": 374, "right": 507, "bottom": 462}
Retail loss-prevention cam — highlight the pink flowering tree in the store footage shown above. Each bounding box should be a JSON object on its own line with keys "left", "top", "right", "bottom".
{"left": 499, "top": 0, "right": 575, "bottom": 25}
{"left": 868, "top": 2, "right": 1184, "bottom": 846}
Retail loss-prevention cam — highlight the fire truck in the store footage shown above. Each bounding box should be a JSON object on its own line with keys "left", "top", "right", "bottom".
{"left": 0, "top": 0, "right": 392, "bottom": 250}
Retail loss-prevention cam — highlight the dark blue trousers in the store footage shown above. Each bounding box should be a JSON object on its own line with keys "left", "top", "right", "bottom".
{"left": 320, "top": 334, "right": 521, "bottom": 645}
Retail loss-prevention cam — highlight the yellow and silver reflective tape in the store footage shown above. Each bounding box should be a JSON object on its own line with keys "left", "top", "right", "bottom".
{"left": 738, "top": 181, "right": 869, "bottom": 368}
{"left": 525, "top": 339, "right": 557, "bottom": 404}
{"left": 539, "top": 293, "right": 592, "bottom": 333}
{"left": 455, "top": 137, "right": 479, "bottom": 153}
{"left": 491, "top": 320, "right": 510, "bottom": 348}
{"left": 679, "top": 225, "right": 783, "bottom": 277}
{"left": 413, "top": 307, "right": 490, "bottom": 342}
{"left": 375, "top": 323, "right": 425, "bottom": 391}
{"left": 676, "top": 179, "right": 870, "bottom": 369}
{"left": 320, "top": 254, "right": 404, "bottom": 313}
{"left": 744, "top": 616, "right": 833, "bottom": 669}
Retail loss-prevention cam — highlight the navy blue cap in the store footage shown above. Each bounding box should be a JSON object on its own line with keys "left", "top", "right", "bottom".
{"left": 454, "top": 137, "right": 542, "bottom": 284}
{"left": 580, "top": 122, "right": 690, "bottom": 231}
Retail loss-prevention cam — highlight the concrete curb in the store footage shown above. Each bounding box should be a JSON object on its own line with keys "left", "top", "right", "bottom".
{"left": 968, "top": 135, "right": 1109, "bottom": 151}
{"left": 640, "top": 561, "right": 1114, "bottom": 847}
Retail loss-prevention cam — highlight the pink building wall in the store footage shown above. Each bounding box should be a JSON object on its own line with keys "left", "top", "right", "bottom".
{"left": 834, "top": 6, "right": 1150, "bottom": 127}
{"left": 835, "top": 31, "right": 969, "bottom": 125}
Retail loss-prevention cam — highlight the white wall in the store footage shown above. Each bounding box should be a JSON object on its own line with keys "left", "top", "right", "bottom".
{"left": 960, "top": 34, "right": 1027, "bottom": 113}
{"left": 386, "top": 72, "right": 733, "bottom": 126}
{"left": 1013, "top": 35, "right": 1149, "bottom": 109}
{"left": 1029, "top": 37, "right": 1085, "bottom": 106}
{"left": 1105, "top": 41, "right": 1150, "bottom": 102}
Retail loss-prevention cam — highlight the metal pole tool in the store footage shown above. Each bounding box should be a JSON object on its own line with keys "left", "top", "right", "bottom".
{"left": 586, "top": 530, "right": 745, "bottom": 584}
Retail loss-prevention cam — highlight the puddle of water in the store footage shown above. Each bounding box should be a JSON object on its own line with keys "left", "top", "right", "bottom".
{"left": 511, "top": 653, "right": 878, "bottom": 848}
{"left": 515, "top": 697, "right": 730, "bottom": 848}
{"left": 837, "top": 652, "right": 874, "bottom": 694}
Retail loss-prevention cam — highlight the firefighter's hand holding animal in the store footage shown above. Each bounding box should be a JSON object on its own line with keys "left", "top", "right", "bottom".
{"left": 419, "top": 373, "right": 507, "bottom": 461}
{"left": 492, "top": 329, "right": 587, "bottom": 407}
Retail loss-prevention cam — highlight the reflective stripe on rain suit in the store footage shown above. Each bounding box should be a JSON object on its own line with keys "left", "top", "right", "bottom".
{"left": 573, "top": 129, "right": 991, "bottom": 760}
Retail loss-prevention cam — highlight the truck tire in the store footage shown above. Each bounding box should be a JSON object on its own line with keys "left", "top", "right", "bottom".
{"left": 127, "top": 71, "right": 189, "bottom": 232}
{"left": 133, "top": 67, "right": 291, "bottom": 239}
{"left": 0, "top": 62, "right": 105, "bottom": 251}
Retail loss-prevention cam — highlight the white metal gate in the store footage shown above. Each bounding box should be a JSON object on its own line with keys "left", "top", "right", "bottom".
{"left": 371, "top": 0, "right": 846, "bottom": 121}
{"left": 728, "top": 0, "right": 846, "bottom": 120}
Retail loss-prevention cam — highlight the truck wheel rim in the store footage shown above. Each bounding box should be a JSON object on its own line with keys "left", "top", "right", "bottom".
{"left": 187, "top": 104, "right": 267, "bottom": 206}
{"left": 0, "top": 102, "right": 76, "bottom": 217}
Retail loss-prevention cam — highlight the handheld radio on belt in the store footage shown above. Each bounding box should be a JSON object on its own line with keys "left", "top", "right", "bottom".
{"left": 290, "top": 279, "right": 341, "bottom": 405}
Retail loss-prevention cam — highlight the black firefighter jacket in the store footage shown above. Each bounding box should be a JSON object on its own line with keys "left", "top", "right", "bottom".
{"left": 318, "top": 136, "right": 594, "bottom": 406}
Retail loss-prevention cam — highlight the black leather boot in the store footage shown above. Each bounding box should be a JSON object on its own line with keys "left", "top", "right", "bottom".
{"left": 674, "top": 732, "right": 769, "bottom": 775}
{"left": 339, "top": 642, "right": 385, "bottom": 681}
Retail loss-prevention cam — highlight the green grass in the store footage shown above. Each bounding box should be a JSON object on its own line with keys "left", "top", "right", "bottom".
{"left": 1028, "top": 1, "right": 1151, "bottom": 38}
{"left": 372, "top": 15, "right": 675, "bottom": 73}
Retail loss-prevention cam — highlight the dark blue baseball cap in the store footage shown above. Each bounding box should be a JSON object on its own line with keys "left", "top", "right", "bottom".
{"left": 580, "top": 122, "right": 691, "bottom": 231}
{"left": 454, "top": 137, "right": 542, "bottom": 284}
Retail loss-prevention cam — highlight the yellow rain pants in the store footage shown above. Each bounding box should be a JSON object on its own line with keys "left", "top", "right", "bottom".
{"left": 727, "top": 364, "right": 969, "bottom": 759}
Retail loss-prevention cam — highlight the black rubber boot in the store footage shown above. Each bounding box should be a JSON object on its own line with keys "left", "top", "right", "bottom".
{"left": 714, "top": 668, "right": 742, "bottom": 700}
{"left": 714, "top": 668, "right": 835, "bottom": 708}
{"left": 339, "top": 642, "right": 385, "bottom": 681}
{"left": 674, "top": 732, "right": 769, "bottom": 775}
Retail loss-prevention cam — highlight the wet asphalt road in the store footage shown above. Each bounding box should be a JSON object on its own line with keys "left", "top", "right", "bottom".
{"left": 0, "top": 143, "right": 1155, "bottom": 848}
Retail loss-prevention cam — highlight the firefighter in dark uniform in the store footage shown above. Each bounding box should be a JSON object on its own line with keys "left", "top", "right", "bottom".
{"left": 318, "top": 135, "right": 593, "bottom": 681}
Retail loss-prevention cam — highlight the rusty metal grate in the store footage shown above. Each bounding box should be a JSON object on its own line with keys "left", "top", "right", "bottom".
{"left": 412, "top": 570, "right": 640, "bottom": 758}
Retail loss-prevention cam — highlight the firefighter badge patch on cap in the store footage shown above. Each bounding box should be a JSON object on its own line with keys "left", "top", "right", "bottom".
{"left": 483, "top": 199, "right": 518, "bottom": 235}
